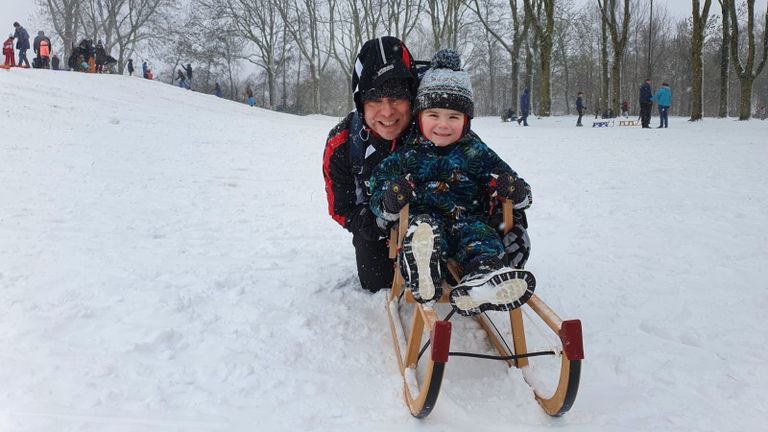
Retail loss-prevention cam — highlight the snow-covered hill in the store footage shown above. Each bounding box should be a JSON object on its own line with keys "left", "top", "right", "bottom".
{"left": 1, "top": 68, "right": 766, "bottom": 431}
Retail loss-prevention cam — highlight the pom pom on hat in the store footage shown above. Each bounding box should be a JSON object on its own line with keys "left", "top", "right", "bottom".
{"left": 430, "top": 49, "right": 461, "bottom": 71}
{"left": 415, "top": 49, "right": 474, "bottom": 118}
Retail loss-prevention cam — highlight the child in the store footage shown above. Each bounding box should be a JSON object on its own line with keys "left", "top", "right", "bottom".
{"left": 3, "top": 35, "right": 15, "bottom": 67}
{"left": 369, "top": 50, "right": 535, "bottom": 316}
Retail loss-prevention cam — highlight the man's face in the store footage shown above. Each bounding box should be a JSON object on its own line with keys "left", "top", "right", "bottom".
{"left": 363, "top": 97, "right": 412, "bottom": 140}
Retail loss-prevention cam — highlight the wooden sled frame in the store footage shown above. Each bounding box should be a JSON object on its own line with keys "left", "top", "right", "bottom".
{"left": 386, "top": 201, "right": 584, "bottom": 418}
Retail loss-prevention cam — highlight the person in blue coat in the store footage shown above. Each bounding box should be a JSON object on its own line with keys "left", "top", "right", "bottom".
{"left": 518, "top": 88, "right": 530, "bottom": 126}
{"left": 575, "top": 91, "right": 586, "bottom": 127}
{"left": 12, "top": 22, "right": 30, "bottom": 68}
{"left": 651, "top": 82, "right": 672, "bottom": 128}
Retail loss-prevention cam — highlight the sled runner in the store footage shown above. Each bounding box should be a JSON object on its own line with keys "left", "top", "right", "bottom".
{"left": 386, "top": 201, "right": 583, "bottom": 418}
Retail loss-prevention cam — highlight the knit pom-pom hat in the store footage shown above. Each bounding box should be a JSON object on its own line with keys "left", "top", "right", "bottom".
{"left": 415, "top": 49, "right": 474, "bottom": 118}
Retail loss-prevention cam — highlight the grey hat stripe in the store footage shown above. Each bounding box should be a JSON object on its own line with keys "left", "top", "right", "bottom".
{"left": 377, "top": 37, "right": 386, "bottom": 64}
{"left": 354, "top": 58, "right": 363, "bottom": 93}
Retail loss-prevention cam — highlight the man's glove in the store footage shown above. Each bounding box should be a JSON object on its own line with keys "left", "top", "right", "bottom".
{"left": 491, "top": 169, "right": 531, "bottom": 209}
{"left": 383, "top": 176, "right": 415, "bottom": 214}
{"left": 347, "top": 205, "right": 386, "bottom": 241}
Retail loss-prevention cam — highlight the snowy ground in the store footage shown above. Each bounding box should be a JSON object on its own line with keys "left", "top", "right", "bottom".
{"left": 1, "top": 69, "right": 766, "bottom": 431}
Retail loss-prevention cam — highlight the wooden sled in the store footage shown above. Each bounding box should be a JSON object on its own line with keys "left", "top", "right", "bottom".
{"left": 386, "top": 201, "right": 583, "bottom": 418}
{"left": 619, "top": 119, "right": 639, "bottom": 126}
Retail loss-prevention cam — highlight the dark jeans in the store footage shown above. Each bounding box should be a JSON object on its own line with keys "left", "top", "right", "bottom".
{"left": 658, "top": 105, "right": 669, "bottom": 128}
{"left": 352, "top": 234, "right": 394, "bottom": 293}
{"left": 18, "top": 49, "right": 30, "bottom": 67}
{"left": 518, "top": 110, "right": 529, "bottom": 126}
{"left": 576, "top": 109, "right": 583, "bottom": 126}
{"left": 640, "top": 102, "right": 653, "bottom": 128}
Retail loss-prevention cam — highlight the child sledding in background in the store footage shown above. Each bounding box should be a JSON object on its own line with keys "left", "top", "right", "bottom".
{"left": 3, "top": 35, "right": 15, "bottom": 67}
{"left": 369, "top": 49, "right": 535, "bottom": 316}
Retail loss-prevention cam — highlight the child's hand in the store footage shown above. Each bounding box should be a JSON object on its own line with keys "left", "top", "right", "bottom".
{"left": 491, "top": 170, "right": 530, "bottom": 207}
{"left": 383, "top": 176, "right": 415, "bottom": 213}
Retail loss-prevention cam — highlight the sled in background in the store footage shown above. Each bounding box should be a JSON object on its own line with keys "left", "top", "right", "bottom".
{"left": 592, "top": 120, "right": 614, "bottom": 127}
{"left": 619, "top": 119, "right": 640, "bottom": 126}
{"left": 386, "top": 201, "right": 583, "bottom": 418}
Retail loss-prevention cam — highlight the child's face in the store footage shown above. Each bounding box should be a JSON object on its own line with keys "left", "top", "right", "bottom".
{"left": 420, "top": 108, "right": 466, "bottom": 147}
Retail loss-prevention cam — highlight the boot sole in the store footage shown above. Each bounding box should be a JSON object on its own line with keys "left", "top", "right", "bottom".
{"left": 401, "top": 217, "right": 442, "bottom": 303}
{"left": 450, "top": 269, "right": 536, "bottom": 316}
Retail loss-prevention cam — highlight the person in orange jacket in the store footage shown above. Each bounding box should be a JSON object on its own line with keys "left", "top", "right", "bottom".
{"left": 2, "top": 35, "right": 15, "bottom": 67}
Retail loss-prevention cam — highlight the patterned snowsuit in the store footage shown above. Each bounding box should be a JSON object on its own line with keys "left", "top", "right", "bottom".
{"left": 369, "top": 132, "right": 531, "bottom": 270}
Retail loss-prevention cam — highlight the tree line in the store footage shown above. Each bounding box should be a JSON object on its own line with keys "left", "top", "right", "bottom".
{"left": 36, "top": 0, "right": 768, "bottom": 120}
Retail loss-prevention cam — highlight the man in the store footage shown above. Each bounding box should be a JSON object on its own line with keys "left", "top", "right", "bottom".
{"left": 518, "top": 88, "right": 530, "bottom": 126}
{"left": 639, "top": 78, "right": 653, "bottom": 128}
{"left": 33, "top": 30, "right": 51, "bottom": 68}
{"left": 12, "top": 22, "right": 30, "bottom": 68}
{"left": 323, "top": 36, "right": 418, "bottom": 293}
{"left": 575, "top": 91, "right": 585, "bottom": 127}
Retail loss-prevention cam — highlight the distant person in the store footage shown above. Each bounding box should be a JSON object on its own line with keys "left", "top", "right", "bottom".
{"left": 12, "top": 22, "right": 30, "bottom": 68}
{"left": 518, "top": 88, "right": 530, "bottom": 126}
{"left": 214, "top": 82, "right": 223, "bottom": 98}
{"left": 183, "top": 63, "right": 192, "bottom": 83}
{"left": 621, "top": 100, "right": 630, "bottom": 118}
{"left": 176, "top": 69, "right": 190, "bottom": 89}
{"left": 575, "top": 91, "right": 585, "bottom": 127}
{"left": 87, "top": 54, "right": 96, "bottom": 73}
{"left": 51, "top": 54, "right": 59, "bottom": 70}
{"left": 33, "top": 30, "right": 51, "bottom": 68}
{"left": 245, "top": 86, "right": 255, "bottom": 106}
{"left": 2, "top": 34, "right": 14, "bottom": 67}
{"left": 142, "top": 61, "right": 148, "bottom": 78}
{"left": 126, "top": 58, "right": 134, "bottom": 76}
{"left": 651, "top": 82, "right": 672, "bottom": 128}
{"left": 146, "top": 68, "right": 153, "bottom": 80}
{"left": 94, "top": 40, "right": 106, "bottom": 73}
{"left": 639, "top": 78, "right": 653, "bottom": 128}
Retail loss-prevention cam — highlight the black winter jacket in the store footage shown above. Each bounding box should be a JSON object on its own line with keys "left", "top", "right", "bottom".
{"left": 322, "top": 111, "right": 414, "bottom": 235}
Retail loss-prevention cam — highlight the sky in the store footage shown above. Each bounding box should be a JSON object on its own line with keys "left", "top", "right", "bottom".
{"left": 5, "top": 0, "right": 768, "bottom": 39}
{"left": 1, "top": 65, "right": 767, "bottom": 431}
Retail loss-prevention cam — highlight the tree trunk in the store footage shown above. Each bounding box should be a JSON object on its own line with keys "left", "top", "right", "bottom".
{"left": 738, "top": 77, "right": 754, "bottom": 120}
{"left": 718, "top": 0, "right": 730, "bottom": 117}
{"left": 600, "top": 17, "right": 609, "bottom": 114}
{"left": 690, "top": 38, "right": 704, "bottom": 120}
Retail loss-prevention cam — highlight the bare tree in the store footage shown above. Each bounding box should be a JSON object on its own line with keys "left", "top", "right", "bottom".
{"left": 38, "top": 0, "right": 85, "bottom": 61}
{"left": 727, "top": 0, "right": 768, "bottom": 119}
{"left": 465, "top": 0, "right": 529, "bottom": 112}
{"left": 425, "top": 0, "right": 465, "bottom": 50}
{"left": 718, "top": 0, "right": 731, "bottom": 117}
{"left": 598, "top": 0, "right": 631, "bottom": 117}
{"left": 690, "top": 0, "right": 713, "bottom": 121}
{"left": 217, "top": 0, "right": 282, "bottom": 109}
{"left": 523, "top": 0, "right": 555, "bottom": 116}
{"left": 275, "top": 0, "right": 330, "bottom": 113}
{"left": 384, "top": 0, "right": 424, "bottom": 41}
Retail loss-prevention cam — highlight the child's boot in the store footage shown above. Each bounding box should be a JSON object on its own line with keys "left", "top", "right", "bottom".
{"left": 450, "top": 256, "right": 535, "bottom": 316}
{"left": 400, "top": 214, "right": 443, "bottom": 303}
